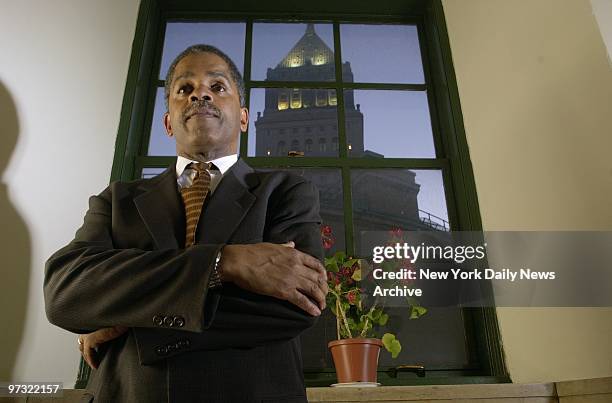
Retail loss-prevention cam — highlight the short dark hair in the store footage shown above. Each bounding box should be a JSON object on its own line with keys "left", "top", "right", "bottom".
{"left": 164, "top": 44, "right": 246, "bottom": 110}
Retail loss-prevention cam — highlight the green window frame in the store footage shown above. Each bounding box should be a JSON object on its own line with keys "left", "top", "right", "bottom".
{"left": 77, "top": 0, "right": 508, "bottom": 388}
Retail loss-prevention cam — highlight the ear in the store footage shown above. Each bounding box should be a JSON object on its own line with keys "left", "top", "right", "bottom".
{"left": 240, "top": 107, "right": 249, "bottom": 132}
{"left": 163, "top": 112, "right": 173, "bottom": 137}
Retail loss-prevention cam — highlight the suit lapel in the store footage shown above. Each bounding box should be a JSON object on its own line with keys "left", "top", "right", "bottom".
{"left": 196, "top": 159, "right": 258, "bottom": 244}
{"left": 134, "top": 166, "right": 185, "bottom": 250}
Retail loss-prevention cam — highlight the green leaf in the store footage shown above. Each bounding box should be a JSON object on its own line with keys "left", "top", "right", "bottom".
{"left": 325, "top": 256, "right": 339, "bottom": 272}
{"left": 410, "top": 306, "right": 427, "bottom": 319}
{"left": 382, "top": 333, "right": 402, "bottom": 358}
{"left": 344, "top": 258, "right": 359, "bottom": 268}
{"left": 378, "top": 313, "right": 389, "bottom": 326}
{"left": 351, "top": 268, "right": 362, "bottom": 281}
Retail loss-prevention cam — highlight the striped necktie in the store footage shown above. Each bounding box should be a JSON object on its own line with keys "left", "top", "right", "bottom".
{"left": 180, "top": 162, "right": 211, "bottom": 247}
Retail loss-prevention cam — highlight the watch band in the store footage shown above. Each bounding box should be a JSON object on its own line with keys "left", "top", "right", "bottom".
{"left": 208, "top": 249, "right": 223, "bottom": 289}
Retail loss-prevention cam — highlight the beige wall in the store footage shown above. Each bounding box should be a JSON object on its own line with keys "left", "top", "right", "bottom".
{"left": 0, "top": 0, "right": 140, "bottom": 385}
{"left": 443, "top": 0, "right": 612, "bottom": 383}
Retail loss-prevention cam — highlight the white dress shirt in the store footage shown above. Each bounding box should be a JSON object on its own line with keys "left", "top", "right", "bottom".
{"left": 175, "top": 154, "right": 238, "bottom": 193}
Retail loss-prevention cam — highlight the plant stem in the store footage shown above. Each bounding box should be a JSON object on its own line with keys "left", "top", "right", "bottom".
{"left": 332, "top": 289, "right": 353, "bottom": 338}
{"left": 335, "top": 299, "right": 341, "bottom": 340}
{"left": 359, "top": 304, "right": 377, "bottom": 338}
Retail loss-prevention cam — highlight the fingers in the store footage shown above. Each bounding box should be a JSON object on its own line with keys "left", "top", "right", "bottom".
{"left": 297, "top": 252, "right": 328, "bottom": 296}
{"left": 299, "top": 282, "right": 326, "bottom": 311}
{"left": 297, "top": 269, "right": 328, "bottom": 310}
{"left": 280, "top": 244, "right": 328, "bottom": 311}
{"left": 79, "top": 326, "right": 128, "bottom": 370}
{"left": 288, "top": 290, "right": 321, "bottom": 317}
{"left": 97, "top": 326, "right": 128, "bottom": 340}
{"left": 229, "top": 242, "right": 329, "bottom": 315}
{"left": 300, "top": 252, "right": 326, "bottom": 276}
{"left": 280, "top": 243, "right": 325, "bottom": 275}
{"left": 80, "top": 334, "right": 99, "bottom": 369}
{"left": 82, "top": 341, "right": 99, "bottom": 370}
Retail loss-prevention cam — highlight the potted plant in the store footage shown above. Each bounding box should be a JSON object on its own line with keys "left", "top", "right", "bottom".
{"left": 321, "top": 225, "right": 427, "bottom": 385}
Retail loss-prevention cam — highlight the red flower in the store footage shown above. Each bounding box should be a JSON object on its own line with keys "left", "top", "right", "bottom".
{"left": 321, "top": 224, "right": 335, "bottom": 250}
{"left": 340, "top": 265, "right": 356, "bottom": 279}
{"left": 322, "top": 239, "right": 335, "bottom": 250}
{"left": 347, "top": 290, "right": 358, "bottom": 304}
{"left": 389, "top": 227, "right": 403, "bottom": 238}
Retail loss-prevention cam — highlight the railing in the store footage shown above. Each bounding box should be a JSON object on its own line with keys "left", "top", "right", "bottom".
{"left": 418, "top": 209, "right": 449, "bottom": 231}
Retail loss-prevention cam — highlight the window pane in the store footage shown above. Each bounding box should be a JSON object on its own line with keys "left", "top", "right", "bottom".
{"left": 252, "top": 23, "right": 335, "bottom": 82}
{"left": 147, "top": 88, "right": 175, "bottom": 156}
{"left": 282, "top": 168, "right": 344, "bottom": 255}
{"left": 378, "top": 306, "right": 470, "bottom": 369}
{"left": 345, "top": 90, "right": 435, "bottom": 158}
{"left": 248, "top": 88, "right": 338, "bottom": 157}
{"left": 159, "top": 22, "right": 246, "bottom": 79}
{"left": 141, "top": 167, "right": 166, "bottom": 179}
{"left": 351, "top": 169, "right": 448, "bottom": 240}
{"left": 340, "top": 24, "right": 424, "bottom": 84}
{"left": 350, "top": 169, "right": 467, "bottom": 370}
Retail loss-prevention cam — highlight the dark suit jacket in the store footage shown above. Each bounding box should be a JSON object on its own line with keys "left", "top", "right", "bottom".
{"left": 44, "top": 160, "right": 323, "bottom": 403}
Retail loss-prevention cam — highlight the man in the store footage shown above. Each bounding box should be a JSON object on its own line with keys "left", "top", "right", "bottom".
{"left": 44, "top": 44, "right": 328, "bottom": 403}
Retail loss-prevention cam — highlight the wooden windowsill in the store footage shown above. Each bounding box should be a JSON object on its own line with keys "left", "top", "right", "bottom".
{"left": 9, "top": 376, "right": 611, "bottom": 402}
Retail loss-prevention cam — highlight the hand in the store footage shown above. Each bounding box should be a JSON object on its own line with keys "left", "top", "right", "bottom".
{"left": 78, "top": 326, "right": 128, "bottom": 369}
{"left": 220, "top": 242, "right": 328, "bottom": 316}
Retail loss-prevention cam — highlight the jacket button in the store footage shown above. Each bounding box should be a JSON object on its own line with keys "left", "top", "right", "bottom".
{"left": 155, "top": 346, "right": 167, "bottom": 356}
{"left": 153, "top": 315, "right": 163, "bottom": 327}
{"left": 163, "top": 316, "right": 173, "bottom": 327}
{"left": 173, "top": 316, "right": 185, "bottom": 327}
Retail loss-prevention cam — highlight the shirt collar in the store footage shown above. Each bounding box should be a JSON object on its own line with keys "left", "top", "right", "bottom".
{"left": 176, "top": 154, "right": 238, "bottom": 178}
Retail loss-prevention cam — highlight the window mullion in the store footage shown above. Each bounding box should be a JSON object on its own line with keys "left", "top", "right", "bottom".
{"left": 135, "top": 16, "right": 167, "bottom": 175}
{"left": 341, "top": 166, "right": 355, "bottom": 256}
{"left": 332, "top": 20, "right": 355, "bottom": 256}
{"left": 418, "top": 21, "right": 446, "bottom": 161}
{"left": 241, "top": 19, "right": 254, "bottom": 159}
{"left": 249, "top": 81, "right": 426, "bottom": 90}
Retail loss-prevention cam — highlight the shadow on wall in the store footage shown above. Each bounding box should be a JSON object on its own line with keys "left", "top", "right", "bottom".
{"left": 0, "top": 80, "right": 30, "bottom": 381}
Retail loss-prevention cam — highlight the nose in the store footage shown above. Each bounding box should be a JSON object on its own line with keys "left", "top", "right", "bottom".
{"left": 189, "top": 84, "right": 212, "bottom": 103}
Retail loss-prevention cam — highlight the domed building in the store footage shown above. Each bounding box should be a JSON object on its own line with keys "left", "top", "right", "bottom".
{"left": 254, "top": 24, "right": 447, "bottom": 256}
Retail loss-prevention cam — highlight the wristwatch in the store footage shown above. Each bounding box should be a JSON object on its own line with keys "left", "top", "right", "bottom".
{"left": 209, "top": 249, "right": 223, "bottom": 289}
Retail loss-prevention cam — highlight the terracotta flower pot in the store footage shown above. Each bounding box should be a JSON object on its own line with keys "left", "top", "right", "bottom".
{"left": 328, "top": 338, "right": 383, "bottom": 383}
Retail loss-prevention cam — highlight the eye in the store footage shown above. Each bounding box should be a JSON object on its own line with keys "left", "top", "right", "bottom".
{"left": 177, "top": 84, "right": 192, "bottom": 95}
{"left": 211, "top": 83, "right": 226, "bottom": 92}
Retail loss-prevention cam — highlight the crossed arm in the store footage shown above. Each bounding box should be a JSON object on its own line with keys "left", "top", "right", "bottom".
{"left": 45, "top": 179, "right": 328, "bottom": 368}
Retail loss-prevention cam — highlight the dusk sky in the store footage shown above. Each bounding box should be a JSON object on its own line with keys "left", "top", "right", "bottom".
{"left": 148, "top": 22, "right": 449, "bottom": 224}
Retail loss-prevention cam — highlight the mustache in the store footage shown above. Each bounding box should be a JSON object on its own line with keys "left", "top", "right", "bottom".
{"left": 183, "top": 100, "right": 221, "bottom": 121}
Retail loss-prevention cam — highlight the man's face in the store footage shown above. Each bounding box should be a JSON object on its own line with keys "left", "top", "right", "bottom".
{"left": 163, "top": 52, "right": 248, "bottom": 160}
